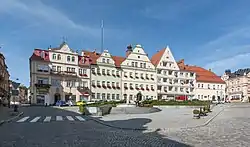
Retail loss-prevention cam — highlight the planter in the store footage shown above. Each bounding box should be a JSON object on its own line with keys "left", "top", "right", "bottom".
{"left": 85, "top": 104, "right": 113, "bottom": 116}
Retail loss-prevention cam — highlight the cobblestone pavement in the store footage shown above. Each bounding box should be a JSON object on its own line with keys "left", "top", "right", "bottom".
{"left": 160, "top": 103, "right": 250, "bottom": 147}
{"left": 0, "top": 106, "right": 191, "bottom": 147}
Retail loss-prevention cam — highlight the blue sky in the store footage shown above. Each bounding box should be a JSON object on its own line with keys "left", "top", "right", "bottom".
{"left": 1, "top": 0, "right": 250, "bottom": 86}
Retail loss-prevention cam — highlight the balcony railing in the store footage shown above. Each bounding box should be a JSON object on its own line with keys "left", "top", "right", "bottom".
{"left": 97, "top": 84, "right": 101, "bottom": 88}
{"left": 63, "top": 71, "right": 77, "bottom": 77}
{"left": 107, "top": 85, "right": 111, "bottom": 89}
{"left": 130, "top": 86, "right": 134, "bottom": 90}
{"left": 35, "top": 83, "right": 51, "bottom": 89}
{"left": 112, "top": 85, "right": 116, "bottom": 89}
{"left": 116, "top": 86, "right": 120, "bottom": 89}
{"left": 124, "top": 86, "right": 128, "bottom": 90}
{"left": 136, "top": 87, "right": 140, "bottom": 90}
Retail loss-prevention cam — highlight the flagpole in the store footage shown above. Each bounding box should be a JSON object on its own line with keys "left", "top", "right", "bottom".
{"left": 101, "top": 20, "right": 104, "bottom": 53}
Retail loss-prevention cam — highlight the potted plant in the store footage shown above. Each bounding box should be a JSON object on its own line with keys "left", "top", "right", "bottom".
{"left": 193, "top": 109, "right": 200, "bottom": 119}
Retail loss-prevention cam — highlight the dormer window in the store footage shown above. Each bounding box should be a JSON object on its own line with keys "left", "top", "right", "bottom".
{"left": 52, "top": 54, "right": 56, "bottom": 60}
{"left": 57, "top": 54, "right": 61, "bottom": 60}
{"left": 102, "top": 58, "right": 105, "bottom": 63}
{"left": 41, "top": 51, "right": 45, "bottom": 58}
{"left": 67, "top": 56, "right": 70, "bottom": 62}
{"left": 72, "top": 56, "right": 75, "bottom": 62}
{"left": 107, "top": 59, "right": 110, "bottom": 63}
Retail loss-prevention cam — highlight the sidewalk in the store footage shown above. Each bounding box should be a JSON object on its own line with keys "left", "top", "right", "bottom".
{"left": 0, "top": 106, "right": 23, "bottom": 125}
{"left": 89, "top": 104, "right": 227, "bottom": 131}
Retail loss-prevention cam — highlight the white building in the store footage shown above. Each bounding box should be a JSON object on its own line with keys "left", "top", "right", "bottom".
{"left": 178, "top": 59, "right": 226, "bottom": 101}
{"left": 221, "top": 69, "right": 250, "bottom": 102}
{"left": 82, "top": 50, "right": 123, "bottom": 102}
{"left": 120, "top": 45, "right": 157, "bottom": 103}
{"left": 29, "top": 42, "right": 91, "bottom": 105}
{"left": 151, "top": 47, "right": 196, "bottom": 100}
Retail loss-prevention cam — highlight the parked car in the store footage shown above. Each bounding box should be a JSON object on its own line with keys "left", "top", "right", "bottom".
{"left": 66, "top": 100, "right": 76, "bottom": 106}
{"left": 10, "top": 101, "right": 20, "bottom": 105}
{"left": 76, "top": 100, "right": 86, "bottom": 106}
{"left": 55, "top": 100, "right": 66, "bottom": 107}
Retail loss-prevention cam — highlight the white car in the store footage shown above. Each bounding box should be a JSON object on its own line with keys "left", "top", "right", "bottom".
{"left": 10, "top": 101, "right": 20, "bottom": 105}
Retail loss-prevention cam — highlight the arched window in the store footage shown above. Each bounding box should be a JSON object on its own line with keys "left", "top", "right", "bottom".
{"left": 57, "top": 54, "right": 61, "bottom": 60}
{"left": 67, "top": 56, "right": 70, "bottom": 62}
{"left": 52, "top": 54, "right": 56, "bottom": 59}
{"left": 72, "top": 56, "right": 75, "bottom": 62}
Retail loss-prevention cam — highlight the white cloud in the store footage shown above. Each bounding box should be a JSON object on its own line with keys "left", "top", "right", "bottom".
{"left": 194, "top": 26, "right": 250, "bottom": 74}
{"left": 0, "top": 0, "right": 100, "bottom": 37}
{"left": 204, "top": 52, "right": 250, "bottom": 75}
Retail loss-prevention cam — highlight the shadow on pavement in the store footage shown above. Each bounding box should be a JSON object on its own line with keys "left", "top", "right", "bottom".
{"left": 48, "top": 106, "right": 192, "bottom": 147}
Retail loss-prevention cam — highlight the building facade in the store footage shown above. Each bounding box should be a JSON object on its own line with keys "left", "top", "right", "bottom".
{"left": 178, "top": 59, "right": 226, "bottom": 101}
{"left": 151, "top": 47, "right": 196, "bottom": 100}
{"left": 82, "top": 50, "right": 123, "bottom": 102}
{"left": 0, "top": 52, "right": 10, "bottom": 104}
{"left": 221, "top": 69, "right": 250, "bottom": 102}
{"left": 121, "top": 45, "right": 157, "bottom": 103}
{"left": 29, "top": 42, "right": 91, "bottom": 105}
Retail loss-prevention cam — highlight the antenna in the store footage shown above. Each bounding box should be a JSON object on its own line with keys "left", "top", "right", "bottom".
{"left": 101, "top": 20, "right": 104, "bottom": 53}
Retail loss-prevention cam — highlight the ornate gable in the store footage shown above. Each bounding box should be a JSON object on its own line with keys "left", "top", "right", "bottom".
{"left": 96, "top": 50, "right": 115, "bottom": 66}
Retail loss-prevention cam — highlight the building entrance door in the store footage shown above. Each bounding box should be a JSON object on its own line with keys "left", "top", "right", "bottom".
{"left": 54, "top": 93, "right": 61, "bottom": 105}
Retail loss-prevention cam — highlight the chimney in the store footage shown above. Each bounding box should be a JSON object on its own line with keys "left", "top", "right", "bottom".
{"left": 126, "top": 45, "right": 133, "bottom": 57}
{"left": 209, "top": 68, "right": 212, "bottom": 72}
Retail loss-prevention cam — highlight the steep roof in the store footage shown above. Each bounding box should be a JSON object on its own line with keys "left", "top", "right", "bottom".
{"left": 177, "top": 59, "right": 225, "bottom": 84}
{"left": 151, "top": 48, "right": 166, "bottom": 66}
{"left": 83, "top": 50, "right": 125, "bottom": 67}
{"left": 226, "top": 68, "right": 250, "bottom": 78}
{"left": 29, "top": 49, "right": 50, "bottom": 62}
{"left": 112, "top": 56, "right": 126, "bottom": 67}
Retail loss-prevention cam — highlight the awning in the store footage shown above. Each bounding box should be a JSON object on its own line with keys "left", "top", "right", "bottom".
{"left": 81, "top": 92, "right": 89, "bottom": 96}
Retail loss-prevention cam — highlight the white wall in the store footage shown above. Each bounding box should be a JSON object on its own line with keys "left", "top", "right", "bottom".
{"left": 195, "top": 82, "right": 226, "bottom": 101}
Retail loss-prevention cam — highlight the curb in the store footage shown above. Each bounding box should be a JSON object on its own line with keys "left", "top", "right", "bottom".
{"left": 0, "top": 112, "right": 24, "bottom": 126}
{"left": 87, "top": 106, "right": 225, "bottom": 131}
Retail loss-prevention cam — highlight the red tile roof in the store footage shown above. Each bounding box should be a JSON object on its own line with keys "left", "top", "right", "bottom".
{"left": 151, "top": 48, "right": 166, "bottom": 66}
{"left": 29, "top": 49, "right": 50, "bottom": 62}
{"left": 177, "top": 59, "right": 225, "bottom": 84}
{"left": 112, "top": 56, "right": 126, "bottom": 67}
{"left": 83, "top": 50, "right": 125, "bottom": 67}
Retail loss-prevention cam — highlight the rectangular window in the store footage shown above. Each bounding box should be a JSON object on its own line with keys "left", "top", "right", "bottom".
{"left": 107, "top": 94, "right": 110, "bottom": 100}
{"left": 124, "top": 83, "right": 127, "bottom": 87}
{"left": 102, "top": 81, "right": 105, "bottom": 85}
{"left": 107, "top": 59, "right": 110, "bottom": 63}
{"left": 102, "top": 69, "right": 105, "bottom": 75}
{"left": 112, "top": 94, "right": 115, "bottom": 100}
{"left": 72, "top": 56, "right": 75, "bottom": 62}
{"left": 67, "top": 67, "right": 71, "bottom": 72}
{"left": 71, "top": 68, "right": 75, "bottom": 72}
{"left": 116, "top": 82, "right": 119, "bottom": 87}
{"left": 116, "top": 94, "right": 119, "bottom": 100}
{"left": 102, "top": 93, "right": 105, "bottom": 100}
{"left": 112, "top": 70, "right": 115, "bottom": 75}
{"left": 92, "top": 93, "right": 95, "bottom": 99}
{"left": 52, "top": 66, "right": 56, "bottom": 71}
{"left": 67, "top": 56, "right": 70, "bottom": 62}
{"left": 97, "top": 81, "right": 100, "bottom": 86}
{"left": 97, "top": 68, "right": 101, "bottom": 74}
{"left": 140, "top": 63, "right": 143, "bottom": 68}
{"left": 144, "top": 63, "right": 146, "bottom": 68}
{"left": 57, "top": 66, "right": 61, "bottom": 72}
{"left": 97, "top": 93, "right": 100, "bottom": 99}
{"left": 107, "top": 69, "right": 110, "bottom": 75}
{"left": 198, "top": 84, "right": 200, "bottom": 88}
{"left": 92, "top": 68, "right": 96, "bottom": 73}
{"left": 135, "top": 62, "right": 138, "bottom": 67}
{"left": 132, "top": 62, "right": 134, "bottom": 67}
